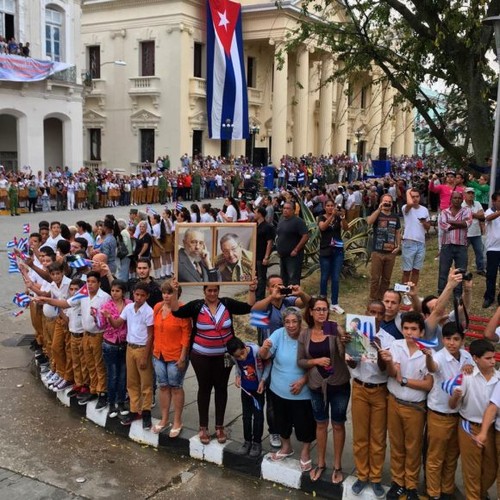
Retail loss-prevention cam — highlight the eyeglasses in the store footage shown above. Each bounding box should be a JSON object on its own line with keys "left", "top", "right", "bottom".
{"left": 312, "top": 308, "right": 329, "bottom": 313}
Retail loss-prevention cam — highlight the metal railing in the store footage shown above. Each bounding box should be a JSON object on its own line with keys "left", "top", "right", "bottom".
{"left": 49, "top": 65, "right": 78, "bottom": 84}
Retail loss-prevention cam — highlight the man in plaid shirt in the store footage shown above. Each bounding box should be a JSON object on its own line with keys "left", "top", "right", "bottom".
{"left": 437, "top": 191, "right": 472, "bottom": 296}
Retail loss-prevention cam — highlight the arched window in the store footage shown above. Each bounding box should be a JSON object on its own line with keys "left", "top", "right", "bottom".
{"left": 45, "top": 7, "right": 63, "bottom": 61}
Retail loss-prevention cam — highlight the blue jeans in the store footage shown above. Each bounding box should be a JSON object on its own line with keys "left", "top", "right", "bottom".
{"left": 468, "top": 236, "right": 484, "bottom": 272}
{"left": 102, "top": 341, "right": 127, "bottom": 405}
{"left": 485, "top": 250, "right": 500, "bottom": 301}
{"left": 319, "top": 249, "right": 344, "bottom": 305}
{"left": 438, "top": 244, "right": 468, "bottom": 296}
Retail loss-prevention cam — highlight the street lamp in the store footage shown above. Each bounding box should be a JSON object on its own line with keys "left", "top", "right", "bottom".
{"left": 222, "top": 118, "right": 234, "bottom": 159}
{"left": 483, "top": 16, "right": 500, "bottom": 198}
{"left": 250, "top": 124, "right": 260, "bottom": 166}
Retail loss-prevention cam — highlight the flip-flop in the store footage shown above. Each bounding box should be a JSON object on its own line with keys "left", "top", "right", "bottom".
{"left": 270, "top": 449, "right": 294, "bottom": 461}
{"left": 310, "top": 465, "right": 326, "bottom": 482}
{"left": 152, "top": 423, "right": 170, "bottom": 434}
{"left": 169, "top": 426, "right": 183, "bottom": 438}
{"left": 332, "top": 468, "right": 344, "bottom": 484}
{"left": 300, "top": 459, "right": 312, "bottom": 472}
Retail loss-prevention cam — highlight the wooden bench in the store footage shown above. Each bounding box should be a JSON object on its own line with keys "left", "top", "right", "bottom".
{"left": 465, "top": 315, "right": 500, "bottom": 362}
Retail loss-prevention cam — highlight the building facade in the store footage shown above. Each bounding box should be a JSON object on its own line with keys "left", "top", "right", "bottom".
{"left": 0, "top": 0, "right": 84, "bottom": 172}
{"left": 81, "top": 0, "right": 414, "bottom": 173}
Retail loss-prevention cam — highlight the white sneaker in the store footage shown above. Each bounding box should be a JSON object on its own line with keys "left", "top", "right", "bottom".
{"left": 330, "top": 304, "right": 345, "bottom": 314}
{"left": 48, "top": 374, "right": 62, "bottom": 387}
{"left": 54, "top": 379, "right": 72, "bottom": 392}
{"left": 270, "top": 434, "right": 281, "bottom": 448}
{"left": 43, "top": 370, "right": 55, "bottom": 381}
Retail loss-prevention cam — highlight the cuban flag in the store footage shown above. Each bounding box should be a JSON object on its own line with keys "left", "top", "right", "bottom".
{"left": 68, "top": 283, "right": 89, "bottom": 304}
{"left": 441, "top": 373, "right": 463, "bottom": 396}
{"left": 412, "top": 336, "right": 439, "bottom": 350}
{"left": 23, "top": 223, "right": 30, "bottom": 234}
{"left": 361, "top": 321, "right": 375, "bottom": 342}
{"left": 206, "top": 0, "right": 249, "bottom": 140}
{"left": 68, "top": 256, "right": 93, "bottom": 269}
{"left": 250, "top": 310, "right": 269, "bottom": 328}
{"left": 146, "top": 205, "right": 158, "bottom": 216}
{"left": 6, "top": 237, "right": 17, "bottom": 249}
{"left": 175, "top": 202, "right": 183, "bottom": 212}
{"left": 13, "top": 292, "right": 31, "bottom": 307}
{"left": 461, "top": 418, "right": 473, "bottom": 437}
{"left": 241, "top": 387, "right": 262, "bottom": 411}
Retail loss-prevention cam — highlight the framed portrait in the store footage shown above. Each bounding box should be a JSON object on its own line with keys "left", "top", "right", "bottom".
{"left": 174, "top": 222, "right": 257, "bottom": 286}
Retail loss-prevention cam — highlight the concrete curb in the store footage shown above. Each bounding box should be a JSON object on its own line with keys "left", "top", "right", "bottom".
{"left": 40, "top": 372, "right": 346, "bottom": 499}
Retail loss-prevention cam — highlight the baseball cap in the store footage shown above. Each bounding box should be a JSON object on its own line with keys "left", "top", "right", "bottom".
{"left": 465, "top": 187, "right": 475, "bottom": 193}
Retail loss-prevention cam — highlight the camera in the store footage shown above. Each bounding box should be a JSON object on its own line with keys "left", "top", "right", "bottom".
{"left": 456, "top": 269, "right": 473, "bottom": 281}
{"left": 336, "top": 204, "right": 342, "bottom": 211}
{"left": 382, "top": 203, "right": 392, "bottom": 208}
{"left": 280, "top": 286, "right": 293, "bottom": 296}
{"left": 394, "top": 283, "right": 410, "bottom": 293}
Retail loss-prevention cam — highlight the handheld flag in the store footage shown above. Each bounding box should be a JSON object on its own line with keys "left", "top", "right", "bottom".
{"left": 361, "top": 321, "right": 375, "bottom": 342}
{"left": 68, "top": 256, "right": 93, "bottom": 269}
{"left": 412, "top": 337, "right": 439, "bottom": 350}
{"left": 68, "top": 283, "right": 89, "bottom": 304}
{"left": 6, "top": 237, "right": 17, "bottom": 249}
{"left": 8, "top": 252, "right": 19, "bottom": 273}
{"left": 175, "top": 201, "right": 183, "bottom": 212}
{"left": 241, "top": 387, "right": 262, "bottom": 411}
{"left": 206, "top": 0, "right": 249, "bottom": 140}
{"left": 441, "top": 373, "right": 463, "bottom": 396}
{"left": 146, "top": 205, "right": 158, "bottom": 216}
{"left": 461, "top": 418, "right": 474, "bottom": 437}
{"left": 22, "top": 223, "right": 30, "bottom": 234}
{"left": 93, "top": 243, "right": 102, "bottom": 251}
{"left": 13, "top": 292, "right": 31, "bottom": 307}
{"left": 17, "top": 237, "right": 29, "bottom": 254}
{"left": 250, "top": 310, "right": 270, "bottom": 328}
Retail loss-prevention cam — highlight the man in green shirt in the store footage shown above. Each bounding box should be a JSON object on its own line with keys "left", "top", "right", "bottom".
{"left": 468, "top": 173, "right": 490, "bottom": 210}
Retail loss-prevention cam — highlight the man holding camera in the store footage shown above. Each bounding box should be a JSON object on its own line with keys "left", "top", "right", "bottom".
{"left": 437, "top": 191, "right": 472, "bottom": 296}
{"left": 367, "top": 194, "right": 401, "bottom": 300}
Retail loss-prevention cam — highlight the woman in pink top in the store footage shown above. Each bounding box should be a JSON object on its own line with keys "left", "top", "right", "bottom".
{"left": 100, "top": 280, "right": 132, "bottom": 418}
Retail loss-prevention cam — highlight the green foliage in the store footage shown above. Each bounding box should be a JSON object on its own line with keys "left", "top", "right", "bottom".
{"left": 282, "top": 0, "right": 500, "bottom": 163}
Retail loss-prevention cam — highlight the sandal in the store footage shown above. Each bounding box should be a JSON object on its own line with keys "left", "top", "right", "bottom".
{"left": 310, "top": 465, "right": 326, "bottom": 482}
{"left": 215, "top": 425, "right": 227, "bottom": 444}
{"left": 332, "top": 468, "right": 344, "bottom": 484}
{"left": 199, "top": 427, "right": 210, "bottom": 445}
{"left": 151, "top": 422, "right": 170, "bottom": 434}
{"left": 300, "top": 458, "right": 312, "bottom": 473}
{"left": 270, "top": 449, "right": 294, "bottom": 461}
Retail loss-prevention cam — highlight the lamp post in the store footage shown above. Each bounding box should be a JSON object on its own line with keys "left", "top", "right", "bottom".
{"left": 354, "top": 129, "right": 363, "bottom": 160}
{"left": 483, "top": 16, "right": 500, "bottom": 198}
{"left": 250, "top": 124, "right": 260, "bottom": 166}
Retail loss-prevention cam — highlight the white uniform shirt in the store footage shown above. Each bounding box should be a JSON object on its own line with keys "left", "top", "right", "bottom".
{"left": 488, "top": 382, "right": 500, "bottom": 431}
{"left": 43, "top": 276, "right": 71, "bottom": 318}
{"left": 348, "top": 328, "right": 395, "bottom": 384}
{"left": 402, "top": 204, "right": 429, "bottom": 243}
{"left": 44, "top": 234, "right": 65, "bottom": 252}
{"left": 427, "top": 348, "right": 474, "bottom": 413}
{"left": 80, "top": 288, "right": 111, "bottom": 333}
{"left": 458, "top": 367, "right": 499, "bottom": 423}
{"left": 120, "top": 302, "right": 154, "bottom": 345}
{"left": 387, "top": 339, "right": 429, "bottom": 402}
{"left": 66, "top": 303, "right": 84, "bottom": 334}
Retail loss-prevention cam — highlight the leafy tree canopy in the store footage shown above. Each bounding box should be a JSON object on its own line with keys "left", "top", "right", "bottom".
{"left": 278, "top": 0, "right": 500, "bottom": 164}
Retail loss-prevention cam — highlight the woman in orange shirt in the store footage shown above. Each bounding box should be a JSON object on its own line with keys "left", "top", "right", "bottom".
{"left": 152, "top": 280, "right": 191, "bottom": 437}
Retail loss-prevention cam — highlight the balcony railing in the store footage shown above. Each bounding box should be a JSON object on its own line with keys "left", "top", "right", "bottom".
{"left": 84, "top": 160, "right": 105, "bottom": 172}
{"left": 248, "top": 87, "right": 263, "bottom": 106}
{"left": 189, "top": 77, "right": 207, "bottom": 97}
{"left": 49, "top": 65, "right": 77, "bottom": 84}
{"left": 129, "top": 76, "right": 161, "bottom": 91}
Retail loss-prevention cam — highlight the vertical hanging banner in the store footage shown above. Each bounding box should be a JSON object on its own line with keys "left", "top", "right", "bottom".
{"left": 206, "top": 0, "right": 249, "bottom": 140}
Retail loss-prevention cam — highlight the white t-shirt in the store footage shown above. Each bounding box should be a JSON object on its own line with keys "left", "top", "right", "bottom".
{"left": 485, "top": 209, "right": 500, "bottom": 251}
{"left": 462, "top": 200, "right": 483, "bottom": 238}
{"left": 459, "top": 367, "right": 499, "bottom": 423}
{"left": 402, "top": 204, "right": 429, "bottom": 243}
{"left": 489, "top": 382, "right": 500, "bottom": 431}
{"left": 225, "top": 205, "right": 238, "bottom": 222}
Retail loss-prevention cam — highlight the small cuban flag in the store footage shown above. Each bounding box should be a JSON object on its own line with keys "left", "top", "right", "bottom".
{"left": 6, "top": 237, "right": 17, "bottom": 249}
{"left": 93, "top": 242, "right": 102, "bottom": 251}
{"left": 250, "top": 310, "right": 270, "bottom": 328}
{"left": 68, "top": 256, "right": 93, "bottom": 269}
{"left": 361, "top": 321, "right": 375, "bottom": 342}
{"left": 241, "top": 387, "right": 262, "bottom": 411}
{"left": 412, "top": 337, "right": 439, "bottom": 350}
{"left": 461, "top": 418, "right": 473, "bottom": 437}
{"left": 17, "top": 237, "right": 29, "bottom": 254}
{"left": 8, "top": 252, "right": 19, "bottom": 273}
{"left": 22, "top": 223, "right": 30, "bottom": 234}
{"left": 146, "top": 205, "right": 158, "bottom": 216}
{"left": 441, "top": 373, "right": 463, "bottom": 396}
{"left": 175, "top": 201, "right": 183, "bottom": 212}
{"left": 68, "top": 283, "right": 89, "bottom": 304}
{"left": 12, "top": 292, "right": 31, "bottom": 307}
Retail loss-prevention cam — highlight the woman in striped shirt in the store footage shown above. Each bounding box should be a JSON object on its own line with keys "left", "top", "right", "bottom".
{"left": 171, "top": 281, "right": 256, "bottom": 444}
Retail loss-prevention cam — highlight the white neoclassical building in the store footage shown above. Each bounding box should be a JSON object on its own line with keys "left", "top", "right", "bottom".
{"left": 81, "top": 0, "right": 414, "bottom": 173}
{"left": 0, "top": 0, "right": 84, "bottom": 172}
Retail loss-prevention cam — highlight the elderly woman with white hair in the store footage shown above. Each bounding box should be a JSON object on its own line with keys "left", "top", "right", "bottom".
{"left": 259, "top": 306, "right": 316, "bottom": 471}
{"left": 116, "top": 219, "right": 133, "bottom": 281}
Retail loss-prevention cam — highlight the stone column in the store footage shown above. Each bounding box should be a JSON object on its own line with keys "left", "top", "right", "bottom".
{"left": 380, "top": 82, "right": 392, "bottom": 150}
{"left": 392, "top": 105, "right": 405, "bottom": 157}
{"left": 368, "top": 78, "right": 382, "bottom": 158}
{"left": 319, "top": 54, "right": 334, "bottom": 155}
{"left": 333, "top": 68, "right": 347, "bottom": 154}
{"left": 293, "top": 46, "right": 309, "bottom": 157}
{"left": 272, "top": 44, "right": 288, "bottom": 166}
{"left": 404, "top": 108, "right": 414, "bottom": 155}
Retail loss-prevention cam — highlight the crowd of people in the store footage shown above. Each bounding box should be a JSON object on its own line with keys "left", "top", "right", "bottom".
{"left": 6, "top": 151, "right": 500, "bottom": 499}
{"left": 0, "top": 36, "right": 30, "bottom": 57}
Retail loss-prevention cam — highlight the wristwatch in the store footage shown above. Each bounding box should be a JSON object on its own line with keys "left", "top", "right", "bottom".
{"left": 400, "top": 377, "right": 408, "bottom": 387}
